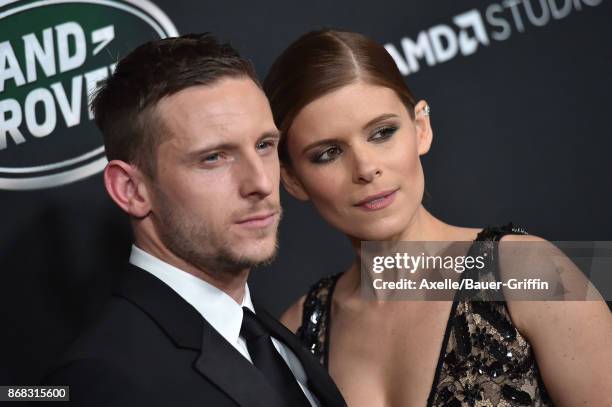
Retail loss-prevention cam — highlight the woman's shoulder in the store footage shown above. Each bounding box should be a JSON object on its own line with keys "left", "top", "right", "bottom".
{"left": 440, "top": 222, "right": 528, "bottom": 242}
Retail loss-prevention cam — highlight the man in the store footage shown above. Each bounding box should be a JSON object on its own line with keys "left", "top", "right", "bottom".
{"left": 44, "top": 33, "right": 346, "bottom": 407}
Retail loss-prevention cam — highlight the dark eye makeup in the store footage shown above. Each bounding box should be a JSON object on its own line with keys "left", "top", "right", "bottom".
{"left": 309, "top": 124, "right": 398, "bottom": 164}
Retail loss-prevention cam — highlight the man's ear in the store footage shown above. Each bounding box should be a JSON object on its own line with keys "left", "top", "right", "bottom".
{"left": 104, "top": 160, "right": 152, "bottom": 218}
{"left": 280, "top": 164, "right": 310, "bottom": 201}
{"left": 414, "top": 100, "right": 433, "bottom": 156}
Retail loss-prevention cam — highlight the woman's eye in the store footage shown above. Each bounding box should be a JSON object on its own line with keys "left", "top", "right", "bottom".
{"left": 312, "top": 146, "right": 342, "bottom": 163}
{"left": 369, "top": 125, "right": 397, "bottom": 142}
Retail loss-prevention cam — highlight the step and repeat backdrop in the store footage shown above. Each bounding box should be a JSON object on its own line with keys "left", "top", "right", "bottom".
{"left": 1, "top": 0, "right": 610, "bottom": 385}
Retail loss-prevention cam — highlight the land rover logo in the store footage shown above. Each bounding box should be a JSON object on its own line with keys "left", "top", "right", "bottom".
{"left": 0, "top": 0, "right": 178, "bottom": 190}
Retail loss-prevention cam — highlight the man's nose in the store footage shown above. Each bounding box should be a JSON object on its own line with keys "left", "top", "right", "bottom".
{"left": 238, "top": 153, "right": 275, "bottom": 199}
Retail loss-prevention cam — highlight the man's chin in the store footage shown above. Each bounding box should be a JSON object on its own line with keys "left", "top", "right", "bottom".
{"left": 231, "top": 239, "right": 278, "bottom": 268}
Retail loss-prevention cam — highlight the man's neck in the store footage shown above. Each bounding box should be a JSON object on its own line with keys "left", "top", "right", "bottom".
{"left": 134, "top": 238, "right": 249, "bottom": 304}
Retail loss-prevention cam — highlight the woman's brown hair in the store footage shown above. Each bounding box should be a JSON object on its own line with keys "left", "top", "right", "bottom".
{"left": 263, "top": 29, "right": 417, "bottom": 165}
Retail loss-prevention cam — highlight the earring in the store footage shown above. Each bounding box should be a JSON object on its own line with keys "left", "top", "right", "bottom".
{"left": 423, "top": 105, "right": 431, "bottom": 116}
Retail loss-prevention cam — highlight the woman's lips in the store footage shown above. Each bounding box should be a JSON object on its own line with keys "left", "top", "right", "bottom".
{"left": 354, "top": 189, "right": 398, "bottom": 211}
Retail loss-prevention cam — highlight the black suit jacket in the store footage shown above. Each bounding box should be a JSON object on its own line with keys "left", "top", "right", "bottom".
{"left": 43, "top": 264, "right": 346, "bottom": 407}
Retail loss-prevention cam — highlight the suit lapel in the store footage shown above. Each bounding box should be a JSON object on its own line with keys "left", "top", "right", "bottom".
{"left": 114, "top": 264, "right": 287, "bottom": 407}
{"left": 254, "top": 306, "right": 347, "bottom": 407}
{"left": 114, "top": 264, "right": 203, "bottom": 350}
{"left": 194, "top": 317, "right": 288, "bottom": 407}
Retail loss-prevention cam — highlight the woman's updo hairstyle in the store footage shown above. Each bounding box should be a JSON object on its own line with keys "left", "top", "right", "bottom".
{"left": 263, "top": 29, "right": 417, "bottom": 165}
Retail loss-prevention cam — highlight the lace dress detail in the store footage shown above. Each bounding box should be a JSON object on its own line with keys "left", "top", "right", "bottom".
{"left": 297, "top": 223, "right": 553, "bottom": 407}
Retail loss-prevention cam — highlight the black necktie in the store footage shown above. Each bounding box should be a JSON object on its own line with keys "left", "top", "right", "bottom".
{"left": 241, "top": 307, "right": 311, "bottom": 406}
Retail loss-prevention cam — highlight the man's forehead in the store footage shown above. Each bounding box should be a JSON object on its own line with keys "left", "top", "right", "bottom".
{"left": 154, "top": 81, "right": 276, "bottom": 150}
{"left": 158, "top": 81, "right": 269, "bottom": 126}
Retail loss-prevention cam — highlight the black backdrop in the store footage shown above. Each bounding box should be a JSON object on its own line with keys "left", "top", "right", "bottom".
{"left": 1, "top": 0, "right": 611, "bottom": 387}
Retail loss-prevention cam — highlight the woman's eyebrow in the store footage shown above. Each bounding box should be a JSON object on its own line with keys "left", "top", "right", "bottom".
{"left": 301, "top": 138, "right": 343, "bottom": 155}
{"left": 362, "top": 113, "right": 399, "bottom": 130}
{"left": 300, "top": 114, "right": 399, "bottom": 155}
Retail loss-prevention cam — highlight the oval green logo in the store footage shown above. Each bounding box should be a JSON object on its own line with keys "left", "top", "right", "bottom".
{"left": 0, "top": 0, "right": 178, "bottom": 190}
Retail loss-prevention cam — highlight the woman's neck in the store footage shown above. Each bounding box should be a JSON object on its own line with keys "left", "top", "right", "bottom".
{"left": 342, "top": 206, "right": 483, "bottom": 300}
{"left": 349, "top": 205, "right": 446, "bottom": 253}
{"left": 342, "top": 206, "right": 450, "bottom": 299}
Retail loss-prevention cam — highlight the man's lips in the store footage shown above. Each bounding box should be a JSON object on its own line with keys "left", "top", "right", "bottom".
{"left": 353, "top": 189, "right": 399, "bottom": 211}
{"left": 235, "top": 211, "right": 278, "bottom": 228}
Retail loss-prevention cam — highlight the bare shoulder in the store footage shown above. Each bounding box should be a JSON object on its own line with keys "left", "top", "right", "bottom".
{"left": 280, "top": 295, "right": 306, "bottom": 334}
{"left": 495, "top": 233, "right": 605, "bottom": 330}
{"left": 499, "top": 235, "right": 612, "bottom": 350}
{"left": 496, "top": 234, "right": 612, "bottom": 404}
{"left": 498, "top": 232, "right": 547, "bottom": 242}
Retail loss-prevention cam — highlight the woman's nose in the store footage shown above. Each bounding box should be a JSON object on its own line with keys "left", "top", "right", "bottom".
{"left": 351, "top": 146, "right": 382, "bottom": 184}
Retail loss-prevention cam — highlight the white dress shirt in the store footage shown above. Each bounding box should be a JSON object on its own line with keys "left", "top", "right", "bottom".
{"left": 129, "top": 245, "right": 319, "bottom": 406}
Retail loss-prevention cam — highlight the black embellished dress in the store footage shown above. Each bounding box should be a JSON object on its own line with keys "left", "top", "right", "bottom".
{"left": 297, "top": 224, "right": 553, "bottom": 407}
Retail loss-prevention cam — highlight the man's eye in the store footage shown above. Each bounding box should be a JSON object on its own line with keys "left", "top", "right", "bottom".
{"left": 312, "top": 146, "right": 342, "bottom": 164}
{"left": 369, "top": 125, "right": 397, "bottom": 142}
{"left": 203, "top": 153, "right": 220, "bottom": 163}
{"left": 256, "top": 140, "right": 276, "bottom": 150}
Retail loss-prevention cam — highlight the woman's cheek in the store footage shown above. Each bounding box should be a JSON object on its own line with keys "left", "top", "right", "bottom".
{"left": 305, "top": 168, "right": 342, "bottom": 200}
{"left": 394, "top": 152, "right": 421, "bottom": 182}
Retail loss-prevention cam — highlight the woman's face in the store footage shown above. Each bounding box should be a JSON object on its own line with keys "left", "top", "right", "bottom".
{"left": 283, "top": 82, "right": 432, "bottom": 241}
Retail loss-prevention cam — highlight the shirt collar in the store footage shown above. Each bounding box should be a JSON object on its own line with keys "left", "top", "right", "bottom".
{"left": 129, "top": 244, "right": 253, "bottom": 346}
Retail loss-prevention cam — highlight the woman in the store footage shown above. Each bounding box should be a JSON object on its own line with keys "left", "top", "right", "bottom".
{"left": 263, "top": 30, "right": 611, "bottom": 406}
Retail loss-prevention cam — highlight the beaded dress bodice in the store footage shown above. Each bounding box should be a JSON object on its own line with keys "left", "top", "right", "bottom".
{"left": 297, "top": 224, "right": 553, "bottom": 407}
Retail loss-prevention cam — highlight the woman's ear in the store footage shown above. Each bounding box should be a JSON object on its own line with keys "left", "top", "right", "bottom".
{"left": 280, "top": 164, "right": 310, "bottom": 201}
{"left": 414, "top": 100, "right": 433, "bottom": 156}
{"left": 104, "top": 160, "right": 152, "bottom": 218}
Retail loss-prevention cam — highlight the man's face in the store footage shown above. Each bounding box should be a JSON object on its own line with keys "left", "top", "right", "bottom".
{"left": 148, "top": 77, "right": 281, "bottom": 274}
